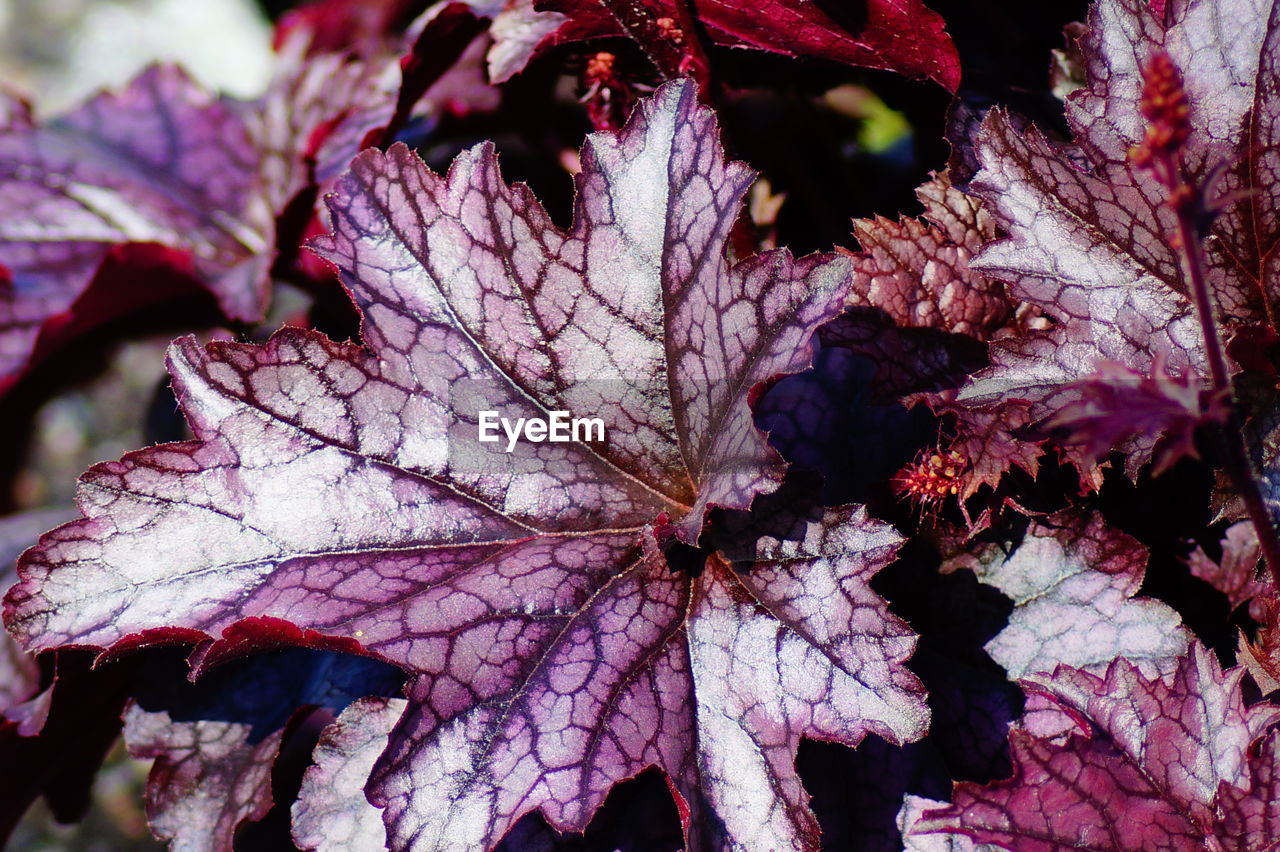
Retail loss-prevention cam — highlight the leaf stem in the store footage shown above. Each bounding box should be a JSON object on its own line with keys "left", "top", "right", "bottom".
{"left": 1173, "top": 197, "right": 1280, "bottom": 588}
{"left": 1136, "top": 51, "right": 1280, "bottom": 587}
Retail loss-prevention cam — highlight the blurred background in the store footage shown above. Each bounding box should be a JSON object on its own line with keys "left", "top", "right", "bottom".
{"left": 3, "top": 5, "right": 271, "bottom": 849}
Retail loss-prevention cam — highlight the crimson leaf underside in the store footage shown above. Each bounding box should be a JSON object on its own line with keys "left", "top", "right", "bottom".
{"left": 5, "top": 81, "right": 929, "bottom": 851}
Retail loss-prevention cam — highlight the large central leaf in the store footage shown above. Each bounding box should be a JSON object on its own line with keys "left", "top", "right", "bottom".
{"left": 6, "top": 81, "right": 929, "bottom": 850}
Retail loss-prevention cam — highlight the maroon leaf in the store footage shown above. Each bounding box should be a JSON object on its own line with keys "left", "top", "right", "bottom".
{"left": 843, "top": 171, "right": 1007, "bottom": 340}
{"left": 373, "top": 4, "right": 491, "bottom": 150}
{"left": 1187, "top": 520, "right": 1271, "bottom": 615}
{"left": 534, "top": 0, "right": 961, "bottom": 91}
{"left": 0, "top": 653, "right": 135, "bottom": 844}
{"left": 6, "top": 81, "right": 928, "bottom": 851}
{"left": 836, "top": 170, "right": 1034, "bottom": 501}
{"left": 1238, "top": 597, "right": 1280, "bottom": 696}
{"left": 943, "top": 403, "right": 1045, "bottom": 502}
{"left": 914, "top": 644, "right": 1280, "bottom": 850}
{"left": 955, "top": 0, "right": 1280, "bottom": 480}
{"left": 275, "top": 0, "right": 427, "bottom": 54}
{"left": 1042, "top": 358, "right": 1221, "bottom": 478}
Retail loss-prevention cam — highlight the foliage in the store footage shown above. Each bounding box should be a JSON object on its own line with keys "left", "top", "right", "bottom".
{"left": 2, "top": 0, "right": 1279, "bottom": 850}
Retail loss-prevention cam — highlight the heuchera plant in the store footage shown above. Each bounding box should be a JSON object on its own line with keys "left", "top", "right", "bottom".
{"left": 2, "top": 0, "right": 1280, "bottom": 850}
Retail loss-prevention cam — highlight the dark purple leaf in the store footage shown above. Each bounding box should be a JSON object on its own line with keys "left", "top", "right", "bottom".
{"left": 833, "top": 169, "right": 1036, "bottom": 502}
{"left": 0, "top": 66, "right": 270, "bottom": 391}
{"left": 914, "top": 645, "right": 1280, "bottom": 850}
{"left": 817, "top": 309, "right": 987, "bottom": 403}
{"left": 756, "top": 344, "right": 937, "bottom": 505}
{"left": 798, "top": 735, "right": 949, "bottom": 852}
{"left": 6, "top": 81, "right": 928, "bottom": 851}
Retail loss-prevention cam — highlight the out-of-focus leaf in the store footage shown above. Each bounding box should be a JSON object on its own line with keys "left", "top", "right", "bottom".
{"left": 534, "top": 0, "right": 961, "bottom": 90}
{"left": 122, "top": 648, "right": 403, "bottom": 851}
{"left": 0, "top": 66, "right": 271, "bottom": 391}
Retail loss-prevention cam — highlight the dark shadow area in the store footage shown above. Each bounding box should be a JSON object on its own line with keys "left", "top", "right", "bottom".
{"left": 757, "top": 344, "right": 938, "bottom": 507}
{"left": 498, "top": 768, "right": 685, "bottom": 852}
{"left": 133, "top": 647, "right": 405, "bottom": 745}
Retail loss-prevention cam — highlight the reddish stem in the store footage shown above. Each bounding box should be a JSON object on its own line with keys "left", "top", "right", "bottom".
{"left": 1137, "top": 52, "right": 1280, "bottom": 587}
{"left": 1172, "top": 192, "right": 1280, "bottom": 587}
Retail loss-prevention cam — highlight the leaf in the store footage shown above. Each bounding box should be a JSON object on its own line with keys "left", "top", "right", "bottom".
{"left": 444, "top": 0, "right": 569, "bottom": 83}
{"left": 0, "top": 652, "right": 134, "bottom": 845}
{"left": 125, "top": 704, "right": 285, "bottom": 851}
{"left": 818, "top": 309, "right": 988, "bottom": 403}
{"left": 293, "top": 697, "right": 404, "bottom": 852}
{"left": 843, "top": 171, "right": 1007, "bottom": 339}
{"left": 916, "top": 644, "right": 1280, "bottom": 850}
{"left": 1237, "top": 597, "right": 1280, "bottom": 695}
{"left": 447, "top": 0, "right": 960, "bottom": 89}
{"left": 6, "top": 81, "right": 928, "bottom": 851}
{"left": 0, "top": 24, "right": 475, "bottom": 394}
{"left": 536, "top": 0, "right": 961, "bottom": 91}
{"left": 897, "top": 796, "right": 998, "bottom": 852}
{"left": 837, "top": 170, "right": 1034, "bottom": 501}
{"left": 0, "top": 66, "right": 271, "bottom": 390}
{"left": 755, "top": 343, "right": 939, "bottom": 506}
{"left": 0, "top": 509, "right": 119, "bottom": 845}
{"left": 0, "top": 508, "right": 74, "bottom": 714}
{"left": 122, "top": 648, "right": 404, "bottom": 851}
{"left": 1216, "top": 729, "right": 1280, "bottom": 848}
{"left": 1041, "top": 358, "right": 1220, "bottom": 478}
{"left": 950, "top": 511, "right": 1190, "bottom": 680}
{"left": 1187, "top": 520, "right": 1271, "bottom": 615}
{"left": 955, "top": 0, "right": 1280, "bottom": 479}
